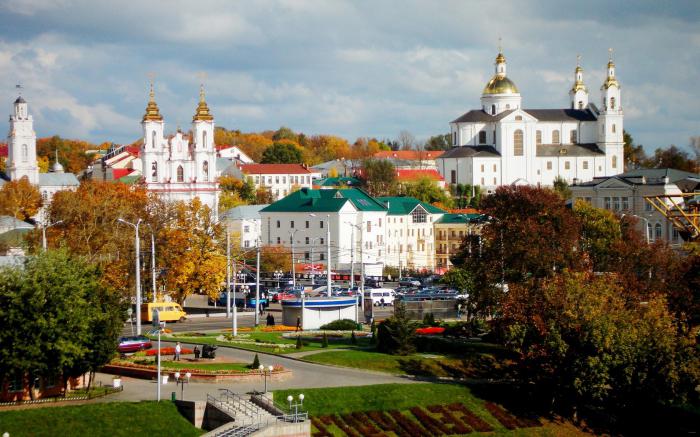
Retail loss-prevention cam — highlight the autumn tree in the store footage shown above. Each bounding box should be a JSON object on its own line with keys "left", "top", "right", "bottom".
{"left": 305, "top": 135, "right": 352, "bottom": 164}
{"left": 0, "top": 176, "right": 42, "bottom": 220}
{"left": 643, "top": 145, "right": 696, "bottom": 172}
{"left": 361, "top": 159, "right": 397, "bottom": 197}
{"left": 37, "top": 135, "right": 96, "bottom": 174}
{"left": 272, "top": 126, "right": 298, "bottom": 142}
{"left": 552, "top": 175, "right": 571, "bottom": 199}
{"left": 424, "top": 133, "right": 451, "bottom": 150}
{"left": 218, "top": 175, "right": 256, "bottom": 211}
{"left": 401, "top": 177, "right": 452, "bottom": 207}
{"left": 260, "top": 245, "right": 292, "bottom": 273}
{"left": 572, "top": 200, "right": 621, "bottom": 272}
{"left": 261, "top": 142, "right": 304, "bottom": 164}
{"left": 397, "top": 130, "right": 416, "bottom": 150}
{"left": 623, "top": 130, "right": 646, "bottom": 170}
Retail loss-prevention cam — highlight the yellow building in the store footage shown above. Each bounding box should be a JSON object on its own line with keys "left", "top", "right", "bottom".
{"left": 434, "top": 213, "right": 485, "bottom": 273}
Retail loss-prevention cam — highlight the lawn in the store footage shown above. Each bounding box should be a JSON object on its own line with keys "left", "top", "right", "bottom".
{"left": 128, "top": 359, "right": 252, "bottom": 372}
{"left": 0, "top": 401, "right": 202, "bottom": 437}
{"left": 273, "top": 383, "right": 587, "bottom": 436}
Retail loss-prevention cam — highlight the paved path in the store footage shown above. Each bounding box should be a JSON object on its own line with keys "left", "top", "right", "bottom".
{"left": 95, "top": 342, "right": 415, "bottom": 403}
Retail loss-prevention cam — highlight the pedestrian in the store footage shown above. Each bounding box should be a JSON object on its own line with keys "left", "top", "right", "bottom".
{"left": 175, "top": 342, "right": 181, "bottom": 361}
{"left": 457, "top": 303, "right": 462, "bottom": 319}
{"left": 193, "top": 346, "right": 200, "bottom": 361}
{"left": 259, "top": 303, "right": 264, "bottom": 317}
{"left": 270, "top": 314, "right": 275, "bottom": 326}
{"left": 266, "top": 313, "right": 273, "bottom": 326}
{"left": 296, "top": 316, "right": 301, "bottom": 332}
{"left": 380, "top": 297, "right": 385, "bottom": 308}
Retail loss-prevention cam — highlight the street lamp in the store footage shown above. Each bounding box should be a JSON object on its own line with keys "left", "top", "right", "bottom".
{"left": 118, "top": 218, "right": 143, "bottom": 335}
{"left": 621, "top": 213, "right": 650, "bottom": 244}
{"left": 306, "top": 236, "right": 323, "bottom": 287}
{"left": 174, "top": 371, "right": 191, "bottom": 400}
{"left": 274, "top": 270, "right": 283, "bottom": 289}
{"left": 258, "top": 364, "right": 274, "bottom": 393}
{"left": 287, "top": 393, "right": 305, "bottom": 422}
{"left": 41, "top": 219, "right": 63, "bottom": 251}
{"left": 145, "top": 223, "right": 157, "bottom": 303}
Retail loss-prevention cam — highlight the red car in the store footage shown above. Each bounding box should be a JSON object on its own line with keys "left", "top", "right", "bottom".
{"left": 118, "top": 335, "right": 153, "bottom": 353}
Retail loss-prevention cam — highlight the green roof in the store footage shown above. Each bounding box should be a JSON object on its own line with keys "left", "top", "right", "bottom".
{"left": 116, "top": 174, "right": 141, "bottom": 185}
{"left": 376, "top": 196, "right": 446, "bottom": 215}
{"left": 436, "top": 213, "right": 484, "bottom": 224}
{"left": 315, "top": 177, "right": 362, "bottom": 187}
{"left": 261, "top": 188, "right": 387, "bottom": 213}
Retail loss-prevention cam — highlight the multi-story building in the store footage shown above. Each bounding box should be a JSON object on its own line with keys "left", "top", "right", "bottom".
{"left": 434, "top": 213, "right": 485, "bottom": 273}
{"left": 437, "top": 49, "right": 624, "bottom": 192}
{"left": 379, "top": 197, "right": 446, "bottom": 272}
{"left": 570, "top": 168, "right": 700, "bottom": 247}
{"left": 240, "top": 164, "right": 321, "bottom": 201}
{"left": 219, "top": 204, "right": 268, "bottom": 249}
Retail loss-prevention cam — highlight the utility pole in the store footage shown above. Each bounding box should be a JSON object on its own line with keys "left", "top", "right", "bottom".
{"left": 290, "top": 230, "right": 297, "bottom": 288}
{"left": 255, "top": 240, "right": 261, "bottom": 326}
{"left": 226, "top": 228, "right": 231, "bottom": 318}
{"left": 326, "top": 214, "right": 332, "bottom": 297}
{"left": 349, "top": 225, "right": 355, "bottom": 289}
{"left": 151, "top": 230, "right": 156, "bottom": 303}
{"left": 232, "top": 259, "right": 238, "bottom": 336}
{"left": 118, "top": 218, "right": 142, "bottom": 335}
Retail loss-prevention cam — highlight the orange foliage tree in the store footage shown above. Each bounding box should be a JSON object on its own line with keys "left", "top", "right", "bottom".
{"left": 37, "top": 135, "right": 96, "bottom": 174}
{"left": 0, "top": 176, "right": 43, "bottom": 220}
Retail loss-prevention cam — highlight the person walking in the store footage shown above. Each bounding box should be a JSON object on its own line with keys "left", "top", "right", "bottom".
{"left": 295, "top": 316, "right": 301, "bottom": 332}
{"left": 175, "top": 342, "right": 182, "bottom": 361}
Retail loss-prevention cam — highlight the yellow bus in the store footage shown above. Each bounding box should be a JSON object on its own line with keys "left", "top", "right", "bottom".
{"left": 140, "top": 302, "right": 187, "bottom": 322}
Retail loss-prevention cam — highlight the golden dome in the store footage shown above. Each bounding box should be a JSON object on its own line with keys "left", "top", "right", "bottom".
{"left": 483, "top": 75, "right": 519, "bottom": 95}
{"left": 602, "top": 76, "right": 619, "bottom": 89}
{"left": 571, "top": 81, "right": 587, "bottom": 93}
{"left": 495, "top": 52, "right": 506, "bottom": 64}
{"left": 142, "top": 83, "right": 163, "bottom": 122}
{"left": 193, "top": 84, "right": 214, "bottom": 122}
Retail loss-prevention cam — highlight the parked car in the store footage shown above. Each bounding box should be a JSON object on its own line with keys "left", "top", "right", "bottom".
{"left": 364, "top": 277, "right": 383, "bottom": 288}
{"left": 118, "top": 335, "right": 152, "bottom": 353}
{"left": 399, "top": 277, "right": 421, "bottom": 287}
{"left": 140, "top": 302, "right": 187, "bottom": 322}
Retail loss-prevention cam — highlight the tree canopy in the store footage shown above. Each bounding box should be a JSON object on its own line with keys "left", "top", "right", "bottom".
{"left": 0, "top": 176, "right": 42, "bottom": 220}
{"left": 361, "top": 159, "right": 397, "bottom": 197}
{"left": 261, "top": 142, "right": 304, "bottom": 164}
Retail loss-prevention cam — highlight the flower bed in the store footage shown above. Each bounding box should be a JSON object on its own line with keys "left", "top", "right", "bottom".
{"left": 145, "top": 347, "right": 193, "bottom": 356}
{"left": 225, "top": 325, "right": 297, "bottom": 333}
{"left": 281, "top": 330, "right": 369, "bottom": 339}
{"left": 108, "top": 359, "right": 261, "bottom": 375}
{"left": 448, "top": 402, "right": 493, "bottom": 432}
{"left": 214, "top": 335, "right": 297, "bottom": 349}
{"left": 415, "top": 326, "right": 445, "bottom": 335}
{"left": 485, "top": 402, "right": 520, "bottom": 430}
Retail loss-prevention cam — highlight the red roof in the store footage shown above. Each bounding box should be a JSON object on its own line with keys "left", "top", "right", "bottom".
{"left": 374, "top": 150, "right": 445, "bottom": 160}
{"left": 125, "top": 145, "right": 140, "bottom": 157}
{"left": 450, "top": 208, "right": 481, "bottom": 214}
{"left": 112, "top": 168, "right": 134, "bottom": 179}
{"left": 240, "top": 164, "right": 311, "bottom": 175}
{"left": 396, "top": 169, "right": 444, "bottom": 181}
{"left": 0, "top": 143, "right": 7, "bottom": 158}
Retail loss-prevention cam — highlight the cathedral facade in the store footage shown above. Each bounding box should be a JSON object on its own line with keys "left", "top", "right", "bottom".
{"left": 140, "top": 85, "right": 219, "bottom": 216}
{"left": 437, "top": 50, "right": 624, "bottom": 190}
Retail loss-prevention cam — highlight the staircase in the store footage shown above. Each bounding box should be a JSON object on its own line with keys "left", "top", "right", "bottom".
{"left": 205, "top": 389, "right": 280, "bottom": 437}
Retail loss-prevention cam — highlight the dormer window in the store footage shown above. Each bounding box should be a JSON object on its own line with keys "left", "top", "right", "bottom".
{"left": 515, "top": 115, "right": 522, "bottom": 121}
{"left": 491, "top": 105, "right": 496, "bottom": 115}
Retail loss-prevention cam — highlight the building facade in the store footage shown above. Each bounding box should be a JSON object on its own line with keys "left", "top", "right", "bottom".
{"left": 219, "top": 204, "right": 268, "bottom": 249}
{"left": 434, "top": 213, "right": 485, "bottom": 273}
{"left": 241, "top": 164, "right": 321, "bottom": 201}
{"left": 438, "top": 50, "right": 624, "bottom": 192}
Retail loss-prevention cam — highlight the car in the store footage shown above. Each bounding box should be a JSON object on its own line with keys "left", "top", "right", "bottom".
{"left": 118, "top": 335, "right": 152, "bottom": 353}
{"left": 364, "top": 277, "right": 383, "bottom": 288}
{"left": 399, "top": 277, "right": 421, "bottom": 287}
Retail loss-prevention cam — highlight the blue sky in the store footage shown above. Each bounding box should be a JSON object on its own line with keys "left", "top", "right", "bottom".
{"left": 0, "top": 0, "right": 698, "bottom": 152}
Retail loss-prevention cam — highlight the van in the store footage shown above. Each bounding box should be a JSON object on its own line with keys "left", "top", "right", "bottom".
{"left": 363, "top": 288, "right": 395, "bottom": 306}
{"left": 141, "top": 302, "right": 187, "bottom": 322}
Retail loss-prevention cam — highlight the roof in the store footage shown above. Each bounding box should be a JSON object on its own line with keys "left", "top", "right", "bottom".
{"left": 240, "top": 164, "right": 312, "bottom": 175}
{"left": 38, "top": 173, "right": 80, "bottom": 187}
{"left": 439, "top": 146, "right": 501, "bottom": 159}
{"left": 373, "top": 150, "right": 444, "bottom": 160}
{"left": 111, "top": 168, "right": 133, "bottom": 179}
{"left": 314, "top": 177, "right": 362, "bottom": 187}
{"left": 536, "top": 143, "right": 605, "bottom": 157}
{"left": 217, "top": 158, "right": 243, "bottom": 178}
{"left": 451, "top": 108, "right": 596, "bottom": 124}
{"left": 261, "top": 188, "right": 387, "bottom": 213}
{"left": 0, "top": 144, "right": 7, "bottom": 158}
{"left": 435, "top": 213, "right": 484, "bottom": 224}
{"left": 573, "top": 168, "right": 700, "bottom": 188}
{"left": 396, "top": 169, "right": 444, "bottom": 181}
{"left": 116, "top": 174, "right": 141, "bottom": 185}
{"left": 0, "top": 215, "right": 34, "bottom": 231}
{"left": 220, "top": 204, "right": 269, "bottom": 221}
{"left": 376, "top": 196, "right": 446, "bottom": 215}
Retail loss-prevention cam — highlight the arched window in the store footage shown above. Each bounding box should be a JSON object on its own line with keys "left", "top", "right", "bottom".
{"left": 491, "top": 104, "right": 496, "bottom": 115}
{"left": 655, "top": 223, "right": 662, "bottom": 239}
{"left": 612, "top": 155, "right": 618, "bottom": 169}
{"left": 536, "top": 130, "right": 542, "bottom": 145}
{"left": 513, "top": 129, "right": 524, "bottom": 156}
{"left": 552, "top": 130, "right": 560, "bottom": 144}
{"left": 578, "top": 100, "right": 584, "bottom": 109}
{"left": 647, "top": 223, "right": 653, "bottom": 241}
{"left": 151, "top": 161, "right": 158, "bottom": 182}
{"left": 202, "top": 131, "right": 207, "bottom": 149}
{"left": 515, "top": 115, "right": 522, "bottom": 121}
{"left": 177, "top": 165, "right": 184, "bottom": 182}
{"left": 152, "top": 131, "right": 156, "bottom": 149}
{"left": 21, "top": 144, "right": 28, "bottom": 162}
{"left": 203, "top": 161, "right": 209, "bottom": 182}
{"left": 478, "top": 131, "right": 486, "bottom": 144}
{"left": 610, "top": 97, "right": 616, "bottom": 109}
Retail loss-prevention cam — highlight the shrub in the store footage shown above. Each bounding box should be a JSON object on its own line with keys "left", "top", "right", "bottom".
{"left": 422, "top": 312, "right": 437, "bottom": 326}
{"left": 350, "top": 331, "right": 357, "bottom": 345}
{"left": 319, "top": 319, "right": 360, "bottom": 331}
{"left": 321, "top": 332, "right": 329, "bottom": 348}
{"left": 251, "top": 353, "right": 260, "bottom": 369}
{"left": 377, "top": 302, "right": 417, "bottom": 355}
{"left": 295, "top": 335, "right": 302, "bottom": 349}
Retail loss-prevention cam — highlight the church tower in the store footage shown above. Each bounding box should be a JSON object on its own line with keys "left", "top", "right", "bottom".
{"left": 141, "top": 82, "right": 166, "bottom": 185}
{"left": 480, "top": 49, "right": 522, "bottom": 116}
{"left": 597, "top": 49, "right": 624, "bottom": 175}
{"left": 569, "top": 56, "right": 589, "bottom": 110}
{"left": 7, "top": 93, "right": 39, "bottom": 185}
{"left": 191, "top": 84, "right": 215, "bottom": 184}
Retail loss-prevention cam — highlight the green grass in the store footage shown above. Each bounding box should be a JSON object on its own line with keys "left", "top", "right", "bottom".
{"left": 303, "top": 350, "right": 413, "bottom": 374}
{"left": 129, "top": 359, "right": 251, "bottom": 372}
{"left": 0, "top": 401, "right": 202, "bottom": 436}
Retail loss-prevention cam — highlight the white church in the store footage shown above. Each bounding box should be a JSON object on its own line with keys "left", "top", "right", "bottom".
{"left": 140, "top": 84, "right": 220, "bottom": 216}
{"left": 436, "top": 50, "right": 624, "bottom": 190}
{"left": 3, "top": 94, "right": 79, "bottom": 209}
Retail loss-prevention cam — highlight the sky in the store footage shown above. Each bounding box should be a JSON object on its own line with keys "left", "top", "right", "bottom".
{"left": 0, "top": 0, "right": 698, "bottom": 152}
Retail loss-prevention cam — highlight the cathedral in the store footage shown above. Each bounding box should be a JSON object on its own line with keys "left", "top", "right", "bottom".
{"left": 4, "top": 94, "right": 79, "bottom": 211}
{"left": 436, "top": 49, "right": 624, "bottom": 190}
{"left": 140, "top": 84, "right": 220, "bottom": 216}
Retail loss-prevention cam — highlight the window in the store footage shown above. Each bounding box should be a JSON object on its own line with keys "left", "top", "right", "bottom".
{"left": 320, "top": 221, "right": 324, "bottom": 228}
{"left": 304, "top": 252, "right": 310, "bottom": 260}
{"left": 305, "top": 237, "right": 310, "bottom": 244}
{"left": 565, "top": 161, "right": 571, "bottom": 170}
{"left": 244, "top": 225, "right": 250, "bottom": 233}
{"left": 672, "top": 228, "right": 680, "bottom": 242}
{"left": 176, "top": 165, "right": 183, "bottom": 182}
{"left": 578, "top": 100, "right": 584, "bottom": 109}
{"left": 320, "top": 238, "right": 324, "bottom": 245}
{"left": 480, "top": 164, "right": 485, "bottom": 172}
{"left": 536, "top": 130, "right": 542, "bottom": 145}
{"left": 612, "top": 155, "right": 618, "bottom": 169}
{"left": 203, "top": 130, "right": 207, "bottom": 148}
{"left": 320, "top": 253, "right": 325, "bottom": 261}
{"left": 290, "top": 221, "right": 295, "bottom": 228}
{"left": 305, "top": 221, "right": 309, "bottom": 229}
{"left": 275, "top": 189, "right": 279, "bottom": 197}
{"left": 570, "top": 130, "right": 577, "bottom": 144}
{"left": 202, "top": 161, "right": 209, "bottom": 181}
{"left": 275, "top": 176, "right": 279, "bottom": 184}
{"left": 655, "top": 223, "right": 662, "bottom": 239}
{"left": 481, "top": 177, "right": 485, "bottom": 185}
{"left": 645, "top": 202, "right": 652, "bottom": 212}
{"left": 367, "top": 221, "right": 371, "bottom": 232}
{"left": 506, "top": 104, "right": 511, "bottom": 110}
{"left": 513, "top": 129, "right": 524, "bottom": 156}
{"left": 493, "top": 164, "right": 497, "bottom": 172}
{"left": 647, "top": 223, "right": 653, "bottom": 241}
{"left": 612, "top": 123, "right": 617, "bottom": 133}
{"left": 244, "top": 240, "right": 250, "bottom": 248}
{"left": 450, "top": 170, "right": 456, "bottom": 184}
{"left": 491, "top": 104, "right": 496, "bottom": 115}
{"left": 547, "top": 161, "right": 552, "bottom": 170}
{"left": 604, "top": 197, "right": 611, "bottom": 210}
{"left": 610, "top": 97, "right": 616, "bottom": 110}
{"left": 152, "top": 131, "right": 156, "bottom": 149}
{"left": 613, "top": 197, "right": 620, "bottom": 211}
{"left": 412, "top": 208, "right": 427, "bottom": 223}
{"left": 276, "top": 220, "right": 281, "bottom": 228}
{"left": 583, "top": 161, "right": 589, "bottom": 170}
{"left": 552, "top": 130, "right": 560, "bottom": 144}
{"left": 453, "top": 131, "right": 457, "bottom": 145}
{"left": 255, "top": 176, "right": 260, "bottom": 184}
{"left": 151, "top": 161, "right": 158, "bottom": 182}
{"left": 276, "top": 237, "right": 281, "bottom": 244}
{"left": 622, "top": 197, "right": 629, "bottom": 210}
{"left": 478, "top": 131, "right": 486, "bottom": 144}
{"left": 268, "top": 177, "right": 272, "bottom": 184}
{"left": 515, "top": 115, "right": 522, "bottom": 121}
{"left": 282, "top": 177, "right": 286, "bottom": 184}
{"left": 378, "top": 218, "right": 382, "bottom": 227}
{"left": 493, "top": 177, "right": 497, "bottom": 185}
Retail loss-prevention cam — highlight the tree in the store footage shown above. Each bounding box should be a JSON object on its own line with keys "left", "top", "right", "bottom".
{"left": 402, "top": 177, "right": 452, "bottom": 207}
{"left": 272, "top": 126, "right": 298, "bottom": 142}
{"left": 643, "top": 145, "right": 696, "bottom": 172}
{"left": 376, "top": 302, "right": 417, "bottom": 355}
{"left": 623, "top": 130, "right": 647, "bottom": 170}
{"left": 0, "top": 176, "right": 42, "bottom": 220}
{"left": 502, "top": 271, "right": 700, "bottom": 416}
{"left": 552, "top": 175, "right": 571, "bottom": 200}
{"left": 441, "top": 267, "right": 476, "bottom": 319}
{"left": 689, "top": 136, "right": 700, "bottom": 173}
{"left": 361, "top": 159, "right": 397, "bottom": 197}
{"left": 36, "top": 135, "right": 96, "bottom": 175}
{"left": 424, "top": 133, "right": 451, "bottom": 150}
{"left": 397, "top": 130, "right": 416, "bottom": 151}
{"left": 256, "top": 188, "right": 274, "bottom": 204}
{"left": 261, "top": 142, "right": 304, "bottom": 164}
{"left": 572, "top": 200, "right": 621, "bottom": 272}
{"left": 260, "top": 245, "right": 292, "bottom": 273}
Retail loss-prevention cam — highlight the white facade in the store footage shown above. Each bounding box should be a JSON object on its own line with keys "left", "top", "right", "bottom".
{"left": 439, "top": 51, "right": 624, "bottom": 192}
{"left": 218, "top": 145, "right": 253, "bottom": 164}
{"left": 219, "top": 204, "right": 268, "bottom": 249}
{"left": 242, "top": 164, "right": 321, "bottom": 201}
{"left": 140, "top": 84, "right": 219, "bottom": 216}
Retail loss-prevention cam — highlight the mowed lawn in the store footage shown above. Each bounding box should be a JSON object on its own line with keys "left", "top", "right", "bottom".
{"left": 0, "top": 401, "right": 203, "bottom": 437}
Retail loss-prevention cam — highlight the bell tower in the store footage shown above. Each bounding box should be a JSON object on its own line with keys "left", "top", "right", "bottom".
{"left": 569, "top": 55, "right": 589, "bottom": 110}
{"left": 141, "top": 81, "right": 166, "bottom": 184}
{"left": 7, "top": 87, "right": 39, "bottom": 185}
{"left": 597, "top": 48, "right": 624, "bottom": 175}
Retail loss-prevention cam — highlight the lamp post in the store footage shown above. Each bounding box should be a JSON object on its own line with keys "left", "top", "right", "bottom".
{"left": 145, "top": 223, "right": 157, "bottom": 303}
{"left": 118, "top": 218, "right": 142, "bottom": 335}
{"left": 345, "top": 222, "right": 365, "bottom": 319}
{"left": 326, "top": 214, "right": 331, "bottom": 297}
{"left": 286, "top": 394, "right": 305, "bottom": 422}
{"left": 258, "top": 364, "right": 274, "bottom": 393}
{"left": 174, "top": 371, "right": 191, "bottom": 400}
{"left": 274, "top": 270, "right": 283, "bottom": 289}
{"left": 226, "top": 228, "right": 232, "bottom": 318}
{"left": 621, "top": 213, "right": 650, "bottom": 244}
{"left": 41, "top": 219, "right": 63, "bottom": 251}
{"left": 255, "top": 237, "right": 261, "bottom": 327}
{"left": 290, "top": 229, "right": 301, "bottom": 288}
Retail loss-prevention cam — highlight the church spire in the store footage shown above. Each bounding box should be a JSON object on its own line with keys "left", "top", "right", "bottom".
{"left": 142, "top": 81, "right": 163, "bottom": 122}
{"left": 192, "top": 83, "right": 214, "bottom": 122}
{"left": 602, "top": 48, "right": 619, "bottom": 89}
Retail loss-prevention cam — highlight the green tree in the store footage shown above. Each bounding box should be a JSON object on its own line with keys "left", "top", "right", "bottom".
{"left": 643, "top": 145, "right": 696, "bottom": 172}
{"left": 424, "top": 133, "right": 451, "bottom": 150}
{"left": 572, "top": 200, "right": 621, "bottom": 271}
{"left": 552, "top": 175, "right": 572, "bottom": 200}
{"left": 361, "top": 159, "right": 397, "bottom": 197}
{"left": 261, "top": 142, "right": 304, "bottom": 164}
{"left": 402, "top": 177, "right": 452, "bottom": 207}
{"left": 376, "top": 302, "right": 417, "bottom": 355}
{"left": 623, "top": 130, "right": 646, "bottom": 170}
{"left": 441, "top": 267, "right": 476, "bottom": 319}
{"left": 272, "top": 126, "right": 298, "bottom": 142}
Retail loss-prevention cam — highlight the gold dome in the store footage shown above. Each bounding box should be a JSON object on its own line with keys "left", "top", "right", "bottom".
{"left": 142, "top": 83, "right": 163, "bottom": 122}
{"left": 483, "top": 75, "right": 519, "bottom": 95}
{"left": 571, "top": 81, "right": 587, "bottom": 93}
{"left": 602, "top": 76, "right": 619, "bottom": 89}
{"left": 193, "top": 84, "right": 214, "bottom": 122}
{"left": 495, "top": 52, "right": 506, "bottom": 64}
